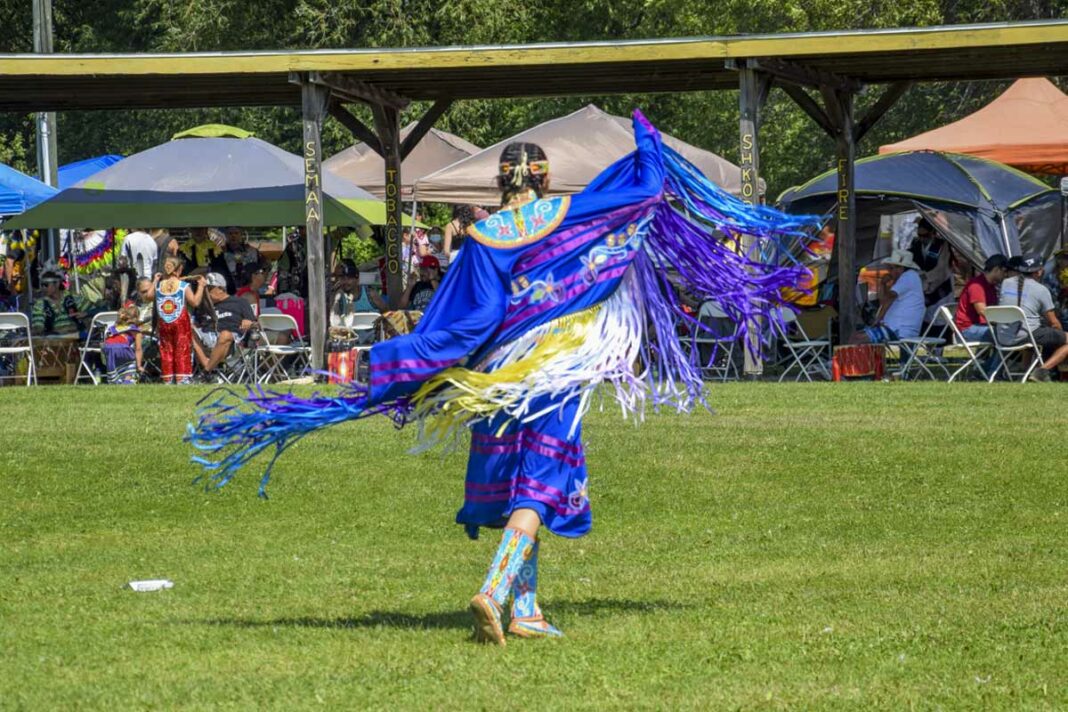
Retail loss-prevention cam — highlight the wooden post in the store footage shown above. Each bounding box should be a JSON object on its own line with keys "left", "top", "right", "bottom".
{"left": 833, "top": 90, "right": 857, "bottom": 344}
{"left": 301, "top": 79, "right": 330, "bottom": 372}
{"left": 372, "top": 104, "right": 404, "bottom": 309}
{"left": 738, "top": 62, "right": 765, "bottom": 376}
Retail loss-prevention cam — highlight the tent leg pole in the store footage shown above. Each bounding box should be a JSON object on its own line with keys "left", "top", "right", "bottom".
{"left": 301, "top": 78, "right": 330, "bottom": 373}
{"left": 372, "top": 104, "right": 404, "bottom": 309}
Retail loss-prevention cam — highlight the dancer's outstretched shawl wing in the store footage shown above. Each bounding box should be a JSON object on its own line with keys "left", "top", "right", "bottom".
{"left": 188, "top": 110, "right": 818, "bottom": 496}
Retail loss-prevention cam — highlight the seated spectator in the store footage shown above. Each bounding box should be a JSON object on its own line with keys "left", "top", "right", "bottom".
{"left": 954, "top": 254, "right": 1007, "bottom": 342}
{"left": 998, "top": 255, "right": 1068, "bottom": 381}
{"left": 400, "top": 255, "right": 441, "bottom": 312}
{"left": 102, "top": 305, "right": 144, "bottom": 384}
{"left": 222, "top": 227, "right": 261, "bottom": 292}
{"left": 236, "top": 263, "right": 273, "bottom": 316}
{"left": 30, "top": 271, "right": 84, "bottom": 336}
{"left": 192, "top": 272, "right": 256, "bottom": 379}
{"left": 850, "top": 249, "right": 925, "bottom": 344}
{"left": 330, "top": 260, "right": 385, "bottom": 344}
{"left": 179, "top": 227, "right": 224, "bottom": 274}
{"left": 909, "top": 218, "right": 952, "bottom": 304}
{"left": 1043, "top": 248, "right": 1068, "bottom": 324}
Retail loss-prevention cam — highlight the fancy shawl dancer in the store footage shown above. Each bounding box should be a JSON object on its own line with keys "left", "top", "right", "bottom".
{"left": 188, "top": 111, "right": 817, "bottom": 646}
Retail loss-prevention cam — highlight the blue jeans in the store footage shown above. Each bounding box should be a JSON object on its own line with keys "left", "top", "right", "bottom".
{"left": 960, "top": 325, "right": 993, "bottom": 343}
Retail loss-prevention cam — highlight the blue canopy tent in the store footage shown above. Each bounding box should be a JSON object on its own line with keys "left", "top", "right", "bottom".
{"left": 58, "top": 154, "right": 123, "bottom": 190}
{"left": 0, "top": 163, "right": 57, "bottom": 217}
{"left": 778, "top": 151, "right": 1061, "bottom": 265}
{"left": 6, "top": 126, "right": 392, "bottom": 230}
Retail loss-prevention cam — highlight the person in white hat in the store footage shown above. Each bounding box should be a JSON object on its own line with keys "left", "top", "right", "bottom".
{"left": 850, "top": 248, "right": 926, "bottom": 344}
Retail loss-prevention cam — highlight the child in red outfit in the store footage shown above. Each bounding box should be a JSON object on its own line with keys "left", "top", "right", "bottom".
{"left": 154, "top": 256, "right": 204, "bottom": 384}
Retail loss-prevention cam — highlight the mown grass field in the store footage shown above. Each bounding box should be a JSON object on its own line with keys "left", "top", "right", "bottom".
{"left": 2, "top": 383, "right": 1066, "bottom": 710}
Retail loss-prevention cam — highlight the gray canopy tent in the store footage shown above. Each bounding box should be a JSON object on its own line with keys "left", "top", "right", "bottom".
{"left": 413, "top": 104, "right": 757, "bottom": 204}
{"left": 324, "top": 124, "right": 480, "bottom": 200}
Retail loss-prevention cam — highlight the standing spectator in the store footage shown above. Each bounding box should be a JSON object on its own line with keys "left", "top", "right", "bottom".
{"left": 277, "top": 228, "right": 307, "bottom": 298}
{"left": 222, "top": 227, "right": 261, "bottom": 292}
{"left": 121, "top": 228, "right": 158, "bottom": 279}
{"left": 442, "top": 204, "right": 475, "bottom": 266}
{"left": 101, "top": 305, "right": 144, "bottom": 384}
{"left": 126, "top": 278, "right": 156, "bottom": 328}
{"left": 400, "top": 255, "right": 442, "bottom": 312}
{"left": 192, "top": 272, "right": 256, "bottom": 379}
{"left": 179, "top": 227, "right": 223, "bottom": 273}
{"left": 30, "top": 271, "right": 84, "bottom": 336}
{"left": 954, "top": 254, "right": 1007, "bottom": 341}
{"left": 850, "top": 249, "right": 925, "bottom": 344}
{"left": 154, "top": 256, "right": 205, "bottom": 384}
{"left": 998, "top": 254, "right": 1068, "bottom": 381}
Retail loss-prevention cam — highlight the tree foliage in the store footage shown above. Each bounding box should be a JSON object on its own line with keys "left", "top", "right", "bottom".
{"left": 0, "top": 0, "right": 1065, "bottom": 197}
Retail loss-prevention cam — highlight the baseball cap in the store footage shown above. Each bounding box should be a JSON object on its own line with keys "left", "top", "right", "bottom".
{"left": 420, "top": 255, "right": 441, "bottom": 269}
{"left": 1017, "top": 254, "right": 1044, "bottom": 273}
{"left": 205, "top": 272, "right": 228, "bottom": 288}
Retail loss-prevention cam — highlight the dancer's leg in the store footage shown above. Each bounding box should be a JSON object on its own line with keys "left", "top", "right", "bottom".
{"left": 509, "top": 537, "right": 564, "bottom": 638}
{"left": 469, "top": 522, "right": 536, "bottom": 646}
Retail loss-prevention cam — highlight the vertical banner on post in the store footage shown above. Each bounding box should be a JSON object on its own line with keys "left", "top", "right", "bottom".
{"left": 834, "top": 90, "right": 857, "bottom": 344}
{"left": 374, "top": 105, "right": 404, "bottom": 309}
{"left": 302, "top": 79, "right": 329, "bottom": 373}
{"left": 738, "top": 62, "right": 764, "bottom": 376}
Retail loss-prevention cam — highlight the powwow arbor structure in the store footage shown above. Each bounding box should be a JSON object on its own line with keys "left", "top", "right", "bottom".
{"left": 1, "top": 20, "right": 1066, "bottom": 368}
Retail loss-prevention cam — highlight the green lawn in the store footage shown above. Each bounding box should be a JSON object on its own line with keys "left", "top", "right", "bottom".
{"left": 2, "top": 383, "right": 1066, "bottom": 709}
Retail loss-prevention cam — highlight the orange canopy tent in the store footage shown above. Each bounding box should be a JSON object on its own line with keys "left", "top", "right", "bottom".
{"left": 879, "top": 78, "right": 1068, "bottom": 175}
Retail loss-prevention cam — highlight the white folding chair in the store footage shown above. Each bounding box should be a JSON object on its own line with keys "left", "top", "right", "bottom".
{"left": 772, "top": 309, "right": 831, "bottom": 381}
{"left": 0, "top": 312, "right": 36, "bottom": 386}
{"left": 75, "top": 311, "right": 118, "bottom": 385}
{"left": 687, "top": 301, "right": 739, "bottom": 382}
{"left": 984, "top": 306, "right": 1042, "bottom": 383}
{"left": 254, "top": 312, "right": 311, "bottom": 383}
{"left": 935, "top": 305, "right": 993, "bottom": 382}
{"left": 897, "top": 317, "right": 950, "bottom": 381}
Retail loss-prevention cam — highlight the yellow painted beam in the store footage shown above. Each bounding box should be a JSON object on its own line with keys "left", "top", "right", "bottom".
{"left": 0, "top": 21, "right": 1063, "bottom": 77}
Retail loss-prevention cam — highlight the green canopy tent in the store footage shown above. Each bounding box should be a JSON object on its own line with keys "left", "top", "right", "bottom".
{"left": 7, "top": 124, "right": 401, "bottom": 229}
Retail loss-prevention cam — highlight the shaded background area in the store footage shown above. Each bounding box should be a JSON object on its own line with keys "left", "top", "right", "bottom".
{"left": 0, "top": 0, "right": 1064, "bottom": 201}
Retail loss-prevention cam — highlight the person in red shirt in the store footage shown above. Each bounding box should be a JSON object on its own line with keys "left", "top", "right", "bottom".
{"left": 955, "top": 254, "right": 1007, "bottom": 341}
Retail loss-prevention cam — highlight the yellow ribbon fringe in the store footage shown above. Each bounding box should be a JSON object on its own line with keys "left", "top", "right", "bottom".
{"left": 408, "top": 305, "right": 602, "bottom": 443}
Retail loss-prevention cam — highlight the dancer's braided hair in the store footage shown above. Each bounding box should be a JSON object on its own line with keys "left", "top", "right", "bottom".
{"left": 497, "top": 141, "right": 549, "bottom": 206}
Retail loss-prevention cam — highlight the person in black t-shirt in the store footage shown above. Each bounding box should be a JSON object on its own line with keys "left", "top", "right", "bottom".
{"left": 192, "top": 272, "right": 257, "bottom": 377}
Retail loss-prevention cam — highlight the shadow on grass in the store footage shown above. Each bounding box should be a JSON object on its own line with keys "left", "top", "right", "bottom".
{"left": 186, "top": 598, "right": 686, "bottom": 632}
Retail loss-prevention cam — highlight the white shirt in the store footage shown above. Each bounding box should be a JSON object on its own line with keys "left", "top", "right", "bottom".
{"left": 883, "top": 268, "right": 925, "bottom": 338}
{"left": 121, "top": 231, "right": 158, "bottom": 279}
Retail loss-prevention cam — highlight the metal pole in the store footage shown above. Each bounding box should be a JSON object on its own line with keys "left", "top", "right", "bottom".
{"left": 32, "top": 0, "right": 59, "bottom": 263}
{"left": 373, "top": 105, "right": 404, "bottom": 308}
{"left": 834, "top": 91, "right": 857, "bottom": 344}
{"left": 301, "top": 79, "right": 330, "bottom": 372}
{"left": 738, "top": 62, "right": 764, "bottom": 377}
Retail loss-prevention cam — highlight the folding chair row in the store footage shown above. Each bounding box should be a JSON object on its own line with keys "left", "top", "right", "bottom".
{"left": 253, "top": 312, "right": 312, "bottom": 383}
{"left": 984, "top": 305, "right": 1043, "bottom": 383}
{"left": 0, "top": 312, "right": 36, "bottom": 386}
{"left": 75, "top": 311, "right": 119, "bottom": 385}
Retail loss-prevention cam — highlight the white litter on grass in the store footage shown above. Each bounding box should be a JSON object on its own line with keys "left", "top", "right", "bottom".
{"left": 128, "top": 579, "right": 174, "bottom": 592}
